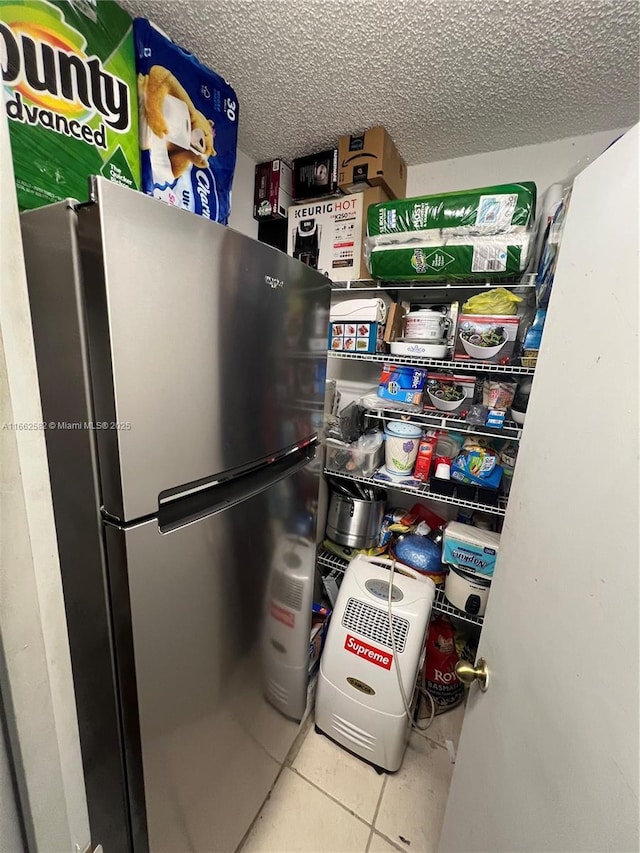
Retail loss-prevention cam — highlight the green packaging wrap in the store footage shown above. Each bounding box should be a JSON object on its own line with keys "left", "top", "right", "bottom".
{"left": 0, "top": 0, "right": 140, "bottom": 209}
{"left": 368, "top": 233, "right": 531, "bottom": 281}
{"left": 368, "top": 182, "right": 536, "bottom": 241}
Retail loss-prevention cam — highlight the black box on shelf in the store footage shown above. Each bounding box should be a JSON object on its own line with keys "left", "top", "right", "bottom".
{"left": 258, "top": 218, "right": 288, "bottom": 252}
{"left": 292, "top": 148, "right": 340, "bottom": 201}
{"left": 453, "top": 482, "right": 477, "bottom": 502}
{"left": 429, "top": 476, "right": 456, "bottom": 497}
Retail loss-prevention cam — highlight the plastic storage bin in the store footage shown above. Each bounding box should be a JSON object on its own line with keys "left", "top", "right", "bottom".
{"left": 325, "top": 438, "right": 383, "bottom": 477}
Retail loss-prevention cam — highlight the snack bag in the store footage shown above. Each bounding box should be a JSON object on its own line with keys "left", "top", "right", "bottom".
{"left": 423, "top": 616, "right": 468, "bottom": 714}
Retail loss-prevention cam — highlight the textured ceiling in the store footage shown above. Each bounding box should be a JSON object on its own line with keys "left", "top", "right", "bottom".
{"left": 121, "top": 0, "right": 640, "bottom": 165}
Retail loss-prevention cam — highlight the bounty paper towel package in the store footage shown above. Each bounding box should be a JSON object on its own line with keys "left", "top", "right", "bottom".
{"left": 134, "top": 18, "right": 239, "bottom": 223}
{"left": 0, "top": 0, "right": 140, "bottom": 210}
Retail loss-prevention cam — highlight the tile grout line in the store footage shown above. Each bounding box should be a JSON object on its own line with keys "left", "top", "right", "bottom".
{"left": 365, "top": 826, "right": 374, "bottom": 853}
{"left": 373, "top": 828, "right": 413, "bottom": 853}
{"left": 287, "top": 764, "right": 379, "bottom": 831}
{"left": 370, "top": 773, "right": 388, "bottom": 832}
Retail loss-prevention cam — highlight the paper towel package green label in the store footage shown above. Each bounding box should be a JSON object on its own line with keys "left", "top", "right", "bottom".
{"left": 0, "top": 0, "right": 140, "bottom": 209}
{"left": 367, "top": 183, "right": 537, "bottom": 239}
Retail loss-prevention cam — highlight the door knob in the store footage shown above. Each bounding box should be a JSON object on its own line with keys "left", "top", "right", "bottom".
{"left": 455, "top": 657, "right": 489, "bottom": 692}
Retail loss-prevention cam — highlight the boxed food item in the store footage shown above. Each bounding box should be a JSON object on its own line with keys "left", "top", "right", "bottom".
{"left": 1, "top": 0, "right": 140, "bottom": 210}
{"left": 328, "top": 296, "right": 388, "bottom": 353}
{"left": 450, "top": 447, "right": 503, "bottom": 491}
{"left": 338, "top": 126, "right": 407, "bottom": 200}
{"left": 368, "top": 234, "right": 532, "bottom": 281}
{"left": 367, "top": 183, "right": 537, "bottom": 241}
{"left": 253, "top": 159, "right": 292, "bottom": 220}
{"left": 292, "top": 148, "right": 340, "bottom": 201}
{"left": 329, "top": 321, "right": 381, "bottom": 353}
{"left": 378, "top": 364, "right": 427, "bottom": 405}
{"left": 134, "top": 18, "right": 239, "bottom": 223}
{"left": 443, "top": 521, "right": 501, "bottom": 577}
{"left": 455, "top": 314, "right": 520, "bottom": 364}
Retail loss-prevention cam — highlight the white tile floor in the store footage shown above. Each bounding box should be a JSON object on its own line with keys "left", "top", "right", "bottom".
{"left": 241, "top": 703, "right": 465, "bottom": 853}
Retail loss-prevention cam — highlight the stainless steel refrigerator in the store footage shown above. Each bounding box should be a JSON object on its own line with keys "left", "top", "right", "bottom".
{"left": 20, "top": 178, "right": 331, "bottom": 853}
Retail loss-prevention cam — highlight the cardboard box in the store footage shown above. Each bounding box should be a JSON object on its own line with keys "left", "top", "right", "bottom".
{"left": 287, "top": 187, "right": 387, "bottom": 282}
{"left": 338, "top": 126, "right": 407, "bottom": 200}
{"left": 454, "top": 315, "right": 520, "bottom": 364}
{"left": 254, "top": 159, "right": 292, "bottom": 220}
{"left": 292, "top": 148, "right": 340, "bottom": 201}
{"left": 329, "top": 321, "right": 382, "bottom": 354}
{"left": 1, "top": 0, "right": 140, "bottom": 210}
{"left": 383, "top": 303, "right": 406, "bottom": 344}
{"left": 287, "top": 194, "right": 362, "bottom": 281}
{"left": 378, "top": 364, "right": 427, "bottom": 406}
{"left": 134, "top": 18, "right": 239, "bottom": 223}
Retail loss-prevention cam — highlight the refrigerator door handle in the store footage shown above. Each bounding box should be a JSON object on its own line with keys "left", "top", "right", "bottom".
{"left": 158, "top": 442, "right": 316, "bottom": 533}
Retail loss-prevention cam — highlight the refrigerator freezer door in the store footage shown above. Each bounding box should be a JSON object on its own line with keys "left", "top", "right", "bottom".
{"left": 104, "top": 460, "right": 319, "bottom": 853}
{"left": 78, "top": 178, "right": 330, "bottom": 522}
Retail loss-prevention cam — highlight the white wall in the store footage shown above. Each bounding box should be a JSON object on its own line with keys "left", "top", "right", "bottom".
{"left": 0, "top": 720, "right": 23, "bottom": 851}
{"left": 228, "top": 148, "right": 258, "bottom": 239}
{"left": 407, "top": 127, "right": 628, "bottom": 197}
{"left": 0, "top": 99, "right": 90, "bottom": 852}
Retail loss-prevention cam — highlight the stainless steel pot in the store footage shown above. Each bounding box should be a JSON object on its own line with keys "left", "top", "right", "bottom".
{"left": 326, "top": 492, "right": 385, "bottom": 549}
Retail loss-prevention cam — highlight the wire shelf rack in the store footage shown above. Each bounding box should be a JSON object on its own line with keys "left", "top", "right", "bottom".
{"left": 323, "top": 468, "right": 507, "bottom": 516}
{"left": 330, "top": 273, "right": 536, "bottom": 292}
{"left": 316, "top": 548, "right": 484, "bottom": 627}
{"left": 327, "top": 350, "right": 535, "bottom": 376}
{"left": 364, "top": 402, "right": 523, "bottom": 441}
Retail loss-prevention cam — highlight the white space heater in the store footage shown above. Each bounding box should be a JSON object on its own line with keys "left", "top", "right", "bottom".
{"left": 262, "top": 534, "right": 315, "bottom": 721}
{"left": 315, "top": 555, "right": 435, "bottom": 772}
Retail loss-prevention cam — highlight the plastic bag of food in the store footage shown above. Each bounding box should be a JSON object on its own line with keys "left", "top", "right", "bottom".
{"left": 482, "top": 380, "right": 518, "bottom": 411}
{"left": 462, "top": 288, "right": 523, "bottom": 316}
{"left": 423, "top": 616, "right": 476, "bottom": 715}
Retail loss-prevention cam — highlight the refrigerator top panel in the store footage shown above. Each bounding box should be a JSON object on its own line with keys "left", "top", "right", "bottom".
{"left": 77, "top": 178, "right": 330, "bottom": 522}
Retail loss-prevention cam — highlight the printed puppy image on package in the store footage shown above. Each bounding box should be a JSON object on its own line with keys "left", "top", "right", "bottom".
{"left": 133, "top": 18, "right": 239, "bottom": 223}
{"left": 0, "top": 0, "right": 140, "bottom": 210}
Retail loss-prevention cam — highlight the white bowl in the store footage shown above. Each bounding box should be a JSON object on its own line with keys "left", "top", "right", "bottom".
{"left": 427, "top": 389, "right": 466, "bottom": 412}
{"left": 510, "top": 407, "right": 526, "bottom": 425}
{"left": 460, "top": 334, "right": 507, "bottom": 360}
{"left": 391, "top": 340, "right": 448, "bottom": 359}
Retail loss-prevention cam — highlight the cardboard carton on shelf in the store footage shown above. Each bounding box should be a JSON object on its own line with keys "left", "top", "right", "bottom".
{"left": 287, "top": 185, "right": 388, "bottom": 282}
{"left": 254, "top": 159, "right": 292, "bottom": 220}
{"left": 338, "top": 126, "right": 407, "bottom": 200}
{"left": 292, "top": 148, "right": 341, "bottom": 201}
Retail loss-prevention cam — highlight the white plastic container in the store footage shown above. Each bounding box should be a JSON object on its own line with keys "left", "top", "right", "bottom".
{"left": 404, "top": 309, "right": 450, "bottom": 341}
